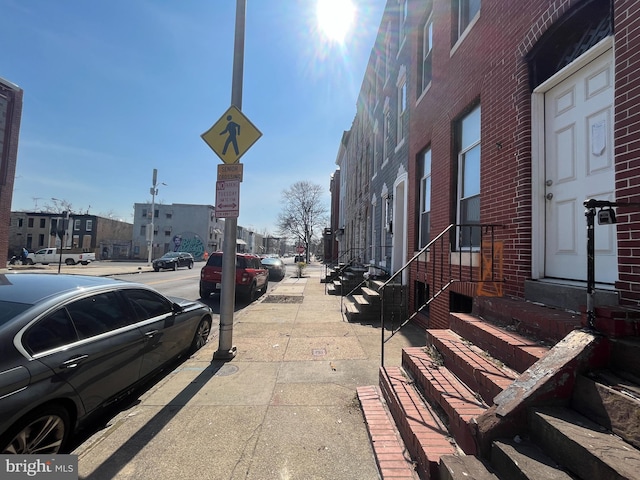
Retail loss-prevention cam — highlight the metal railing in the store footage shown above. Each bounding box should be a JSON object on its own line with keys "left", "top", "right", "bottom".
{"left": 380, "top": 223, "right": 504, "bottom": 366}
{"left": 583, "top": 199, "right": 640, "bottom": 329}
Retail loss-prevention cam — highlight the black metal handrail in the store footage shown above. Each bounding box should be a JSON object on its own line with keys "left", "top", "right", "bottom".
{"left": 583, "top": 199, "right": 640, "bottom": 329}
{"left": 324, "top": 248, "right": 365, "bottom": 295}
{"left": 380, "top": 223, "right": 504, "bottom": 366}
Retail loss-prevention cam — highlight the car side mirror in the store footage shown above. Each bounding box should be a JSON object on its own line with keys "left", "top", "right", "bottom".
{"left": 172, "top": 303, "right": 184, "bottom": 314}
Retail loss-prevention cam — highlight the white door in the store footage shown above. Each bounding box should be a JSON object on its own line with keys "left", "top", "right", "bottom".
{"left": 544, "top": 49, "right": 617, "bottom": 283}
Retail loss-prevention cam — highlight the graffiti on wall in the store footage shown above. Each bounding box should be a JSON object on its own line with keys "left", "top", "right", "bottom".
{"left": 172, "top": 232, "right": 205, "bottom": 260}
{"left": 476, "top": 241, "right": 504, "bottom": 297}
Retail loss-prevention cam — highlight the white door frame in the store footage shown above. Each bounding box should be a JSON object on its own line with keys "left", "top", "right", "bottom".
{"left": 392, "top": 167, "right": 408, "bottom": 282}
{"left": 530, "top": 37, "right": 613, "bottom": 280}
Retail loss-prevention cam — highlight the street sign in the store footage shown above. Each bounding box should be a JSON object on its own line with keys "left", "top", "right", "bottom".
{"left": 201, "top": 105, "right": 262, "bottom": 164}
{"left": 296, "top": 245, "right": 305, "bottom": 254}
{"left": 217, "top": 163, "right": 244, "bottom": 182}
{"left": 215, "top": 180, "right": 240, "bottom": 218}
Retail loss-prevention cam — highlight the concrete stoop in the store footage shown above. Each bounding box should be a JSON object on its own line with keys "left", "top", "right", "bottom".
{"left": 358, "top": 299, "right": 640, "bottom": 479}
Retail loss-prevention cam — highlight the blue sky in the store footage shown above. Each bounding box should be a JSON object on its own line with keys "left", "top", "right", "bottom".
{"left": 4, "top": 0, "right": 384, "bottom": 234}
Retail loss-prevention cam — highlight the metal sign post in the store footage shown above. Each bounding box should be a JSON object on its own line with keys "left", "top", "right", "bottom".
{"left": 214, "top": 0, "right": 246, "bottom": 360}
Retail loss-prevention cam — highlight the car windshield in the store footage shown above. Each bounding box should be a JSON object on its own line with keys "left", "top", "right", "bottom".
{"left": 0, "top": 300, "right": 32, "bottom": 326}
{"left": 261, "top": 258, "right": 282, "bottom": 266}
{"left": 161, "top": 253, "right": 180, "bottom": 258}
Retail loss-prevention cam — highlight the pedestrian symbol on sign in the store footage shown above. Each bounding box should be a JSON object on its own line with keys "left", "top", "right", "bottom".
{"left": 201, "top": 105, "right": 262, "bottom": 164}
{"left": 220, "top": 115, "right": 240, "bottom": 156}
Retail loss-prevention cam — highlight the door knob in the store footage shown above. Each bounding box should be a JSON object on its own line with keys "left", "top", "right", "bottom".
{"left": 546, "top": 193, "right": 553, "bottom": 200}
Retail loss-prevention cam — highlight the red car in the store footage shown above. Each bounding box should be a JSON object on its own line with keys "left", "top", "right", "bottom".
{"left": 199, "top": 252, "right": 268, "bottom": 302}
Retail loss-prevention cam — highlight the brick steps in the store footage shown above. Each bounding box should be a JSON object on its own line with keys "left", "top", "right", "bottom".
{"left": 355, "top": 294, "right": 640, "bottom": 479}
{"left": 379, "top": 366, "right": 458, "bottom": 479}
{"left": 401, "top": 347, "right": 487, "bottom": 455}
{"left": 357, "top": 385, "right": 419, "bottom": 479}
{"left": 427, "top": 329, "right": 519, "bottom": 404}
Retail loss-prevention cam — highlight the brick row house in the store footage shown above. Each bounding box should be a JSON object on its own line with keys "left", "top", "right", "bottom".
{"left": 334, "top": 0, "right": 640, "bottom": 478}
{"left": 0, "top": 78, "right": 23, "bottom": 261}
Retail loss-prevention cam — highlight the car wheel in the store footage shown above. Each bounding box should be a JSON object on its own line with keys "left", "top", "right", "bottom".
{"left": 65, "top": 259, "right": 76, "bottom": 265}
{"left": 199, "top": 286, "right": 210, "bottom": 299}
{"left": 188, "top": 261, "right": 193, "bottom": 269}
{"left": 243, "top": 283, "right": 256, "bottom": 302}
{"left": 154, "top": 267, "right": 159, "bottom": 272}
{"left": 190, "top": 317, "right": 212, "bottom": 352}
{"left": 172, "top": 263, "right": 177, "bottom": 271}
{"left": 25, "top": 258, "right": 34, "bottom": 265}
{"left": 0, "top": 404, "right": 71, "bottom": 454}
{"left": 262, "top": 278, "right": 269, "bottom": 294}
{"left": 81, "top": 261, "right": 89, "bottom": 265}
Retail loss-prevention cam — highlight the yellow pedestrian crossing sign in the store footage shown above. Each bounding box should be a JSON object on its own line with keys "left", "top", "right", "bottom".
{"left": 201, "top": 105, "right": 262, "bottom": 164}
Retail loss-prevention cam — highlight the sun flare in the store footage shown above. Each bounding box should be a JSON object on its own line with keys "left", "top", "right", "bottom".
{"left": 316, "top": 0, "right": 356, "bottom": 44}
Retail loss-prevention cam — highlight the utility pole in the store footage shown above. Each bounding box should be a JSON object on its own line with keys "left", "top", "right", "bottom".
{"left": 147, "top": 168, "right": 158, "bottom": 265}
{"left": 215, "top": 0, "right": 246, "bottom": 360}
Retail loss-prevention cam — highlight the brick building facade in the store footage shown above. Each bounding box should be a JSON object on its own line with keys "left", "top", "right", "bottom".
{"left": 0, "top": 78, "right": 23, "bottom": 261}
{"left": 333, "top": 0, "right": 640, "bottom": 330}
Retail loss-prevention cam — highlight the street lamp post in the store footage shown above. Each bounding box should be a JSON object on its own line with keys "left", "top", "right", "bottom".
{"left": 146, "top": 172, "right": 168, "bottom": 265}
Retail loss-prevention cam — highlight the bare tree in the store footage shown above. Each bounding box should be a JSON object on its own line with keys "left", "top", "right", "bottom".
{"left": 277, "top": 181, "right": 328, "bottom": 262}
{"left": 42, "top": 198, "right": 74, "bottom": 214}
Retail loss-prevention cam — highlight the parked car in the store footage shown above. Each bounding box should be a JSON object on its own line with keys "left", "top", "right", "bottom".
{"left": 199, "top": 252, "right": 268, "bottom": 301}
{"left": 0, "top": 273, "right": 212, "bottom": 454}
{"left": 261, "top": 256, "right": 286, "bottom": 281}
{"left": 152, "top": 251, "right": 194, "bottom": 271}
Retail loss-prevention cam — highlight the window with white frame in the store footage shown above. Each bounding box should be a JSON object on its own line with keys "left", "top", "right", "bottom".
{"left": 420, "top": 14, "right": 434, "bottom": 94}
{"left": 397, "top": 68, "right": 407, "bottom": 144}
{"left": 86, "top": 219, "right": 93, "bottom": 232}
{"left": 74, "top": 219, "right": 81, "bottom": 231}
{"left": 398, "top": 0, "right": 408, "bottom": 49}
{"left": 373, "top": 121, "right": 380, "bottom": 175}
{"left": 457, "top": 105, "right": 481, "bottom": 248}
{"left": 385, "top": 195, "right": 393, "bottom": 233}
{"left": 384, "top": 23, "right": 391, "bottom": 84}
{"left": 375, "top": 57, "right": 381, "bottom": 99}
{"left": 419, "top": 148, "right": 432, "bottom": 248}
{"left": 453, "top": 0, "right": 480, "bottom": 44}
{"left": 383, "top": 100, "right": 391, "bottom": 163}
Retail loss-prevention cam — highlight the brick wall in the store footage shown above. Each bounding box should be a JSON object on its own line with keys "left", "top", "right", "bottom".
{"left": 0, "top": 80, "right": 23, "bottom": 261}
{"left": 614, "top": 0, "right": 640, "bottom": 304}
{"left": 406, "top": 0, "right": 606, "bottom": 326}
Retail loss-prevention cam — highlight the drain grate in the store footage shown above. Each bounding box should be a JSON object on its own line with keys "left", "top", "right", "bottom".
{"left": 312, "top": 348, "right": 326, "bottom": 357}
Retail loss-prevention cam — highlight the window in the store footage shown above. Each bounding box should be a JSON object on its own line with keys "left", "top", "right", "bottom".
{"left": 18, "top": 218, "right": 23, "bottom": 227}
{"left": 28, "top": 218, "right": 34, "bottom": 228}
{"left": 154, "top": 209, "right": 159, "bottom": 218}
{"left": 457, "top": 105, "right": 481, "bottom": 248}
{"left": 39, "top": 218, "right": 45, "bottom": 228}
{"left": 142, "top": 208, "right": 148, "bottom": 218}
{"left": 38, "top": 234, "right": 44, "bottom": 246}
{"left": 420, "top": 15, "right": 434, "bottom": 94}
{"left": 122, "top": 289, "right": 172, "bottom": 320}
{"left": 373, "top": 122, "right": 380, "bottom": 175}
{"left": 86, "top": 220, "right": 93, "bottom": 231}
{"left": 384, "top": 23, "right": 391, "bottom": 84}
{"left": 140, "top": 225, "right": 146, "bottom": 236}
{"left": 419, "top": 148, "right": 432, "bottom": 248}
{"left": 398, "top": 0, "right": 408, "bottom": 48}
{"left": 165, "top": 212, "right": 172, "bottom": 219}
{"left": 24, "top": 309, "right": 78, "bottom": 354}
{"left": 66, "top": 291, "right": 133, "bottom": 338}
{"left": 74, "top": 219, "right": 81, "bottom": 231}
{"left": 453, "top": 0, "right": 480, "bottom": 43}
{"left": 397, "top": 69, "right": 407, "bottom": 144}
{"left": 383, "top": 99, "right": 391, "bottom": 162}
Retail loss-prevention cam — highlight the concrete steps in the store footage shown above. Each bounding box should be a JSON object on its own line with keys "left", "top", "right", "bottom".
{"left": 357, "top": 298, "right": 640, "bottom": 479}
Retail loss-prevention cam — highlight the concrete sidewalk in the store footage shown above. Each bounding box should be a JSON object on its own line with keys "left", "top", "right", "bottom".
{"left": 71, "top": 264, "right": 425, "bottom": 480}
